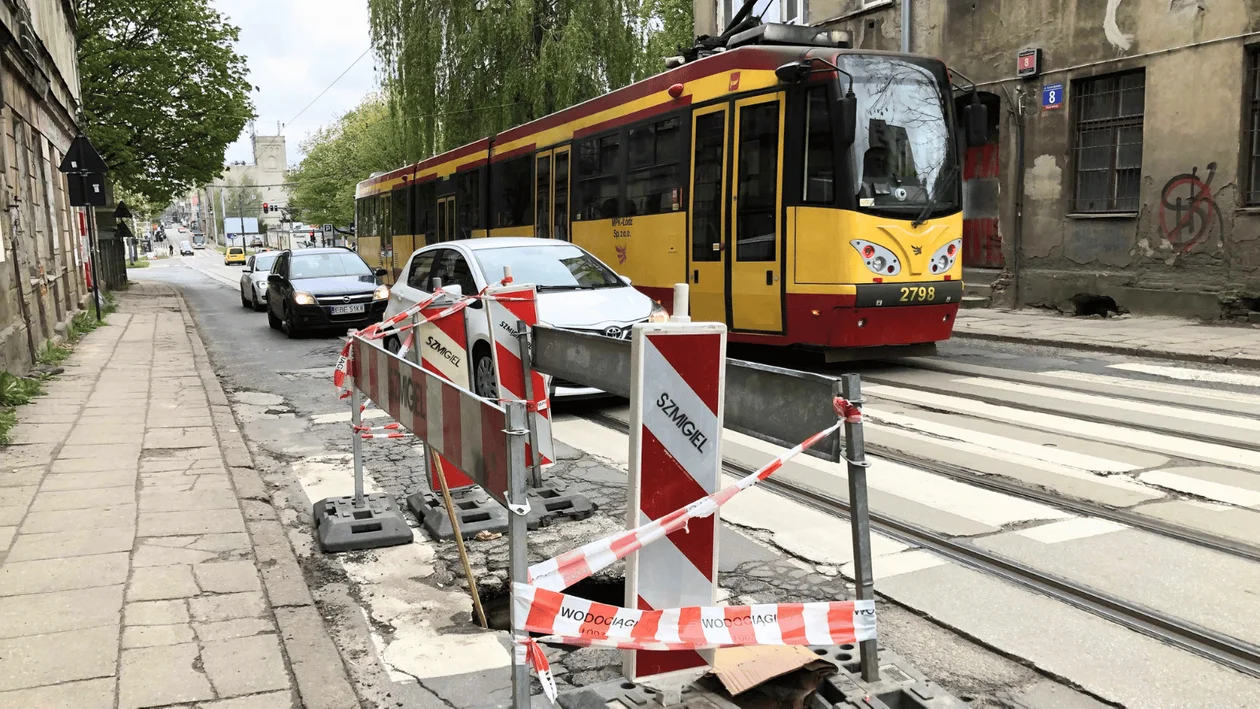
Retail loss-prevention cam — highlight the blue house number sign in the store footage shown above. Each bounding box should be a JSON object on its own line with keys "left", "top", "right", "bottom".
{"left": 1042, "top": 83, "right": 1064, "bottom": 110}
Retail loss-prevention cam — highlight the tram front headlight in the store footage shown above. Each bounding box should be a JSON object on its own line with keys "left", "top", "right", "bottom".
{"left": 929, "top": 239, "right": 963, "bottom": 275}
{"left": 850, "top": 240, "right": 902, "bottom": 276}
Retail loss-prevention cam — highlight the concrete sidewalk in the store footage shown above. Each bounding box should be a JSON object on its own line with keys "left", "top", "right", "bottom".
{"left": 0, "top": 283, "right": 356, "bottom": 709}
{"left": 954, "top": 308, "right": 1260, "bottom": 368}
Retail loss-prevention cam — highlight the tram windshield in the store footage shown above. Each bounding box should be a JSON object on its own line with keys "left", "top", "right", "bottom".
{"left": 843, "top": 56, "right": 959, "bottom": 218}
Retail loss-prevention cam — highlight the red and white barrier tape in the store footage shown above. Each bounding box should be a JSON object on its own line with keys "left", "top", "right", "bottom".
{"left": 526, "top": 410, "right": 847, "bottom": 593}
{"left": 516, "top": 585, "right": 875, "bottom": 701}
{"left": 361, "top": 432, "right": 414, "bottom": 440}
{"left": 517, "top": 404, "right": 866, "bottom": 702}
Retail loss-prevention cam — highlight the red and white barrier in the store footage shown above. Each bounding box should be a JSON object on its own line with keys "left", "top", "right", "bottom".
{"left": 352, "top": 335, "right": 510, "bottom": 499}
{"left": 625, "top": 322, "right": 727, "bottom": 680}
{"left": 484, "top": 283, "right": 554, "bottom": 466}
{"left": 416, "top": 294, "right": 477, "bottom": 491}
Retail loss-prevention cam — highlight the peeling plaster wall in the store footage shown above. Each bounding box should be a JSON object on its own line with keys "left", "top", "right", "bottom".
{"left": 807, "top": 0, "right": 1260, "bottom": 318}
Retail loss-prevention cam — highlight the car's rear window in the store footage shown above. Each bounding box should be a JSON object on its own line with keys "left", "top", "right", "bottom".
{"left": 290, "top": 252, "right": 372, "bottom": 279}
{"left": 254, "top": 253, "right": 278, "bottom": 270}
{"left": 473, "top": 245, "right": 622, "bottom": 291}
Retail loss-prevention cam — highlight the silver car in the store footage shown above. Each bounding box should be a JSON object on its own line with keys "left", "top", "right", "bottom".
{"left": 239, "top": 251, "right": 281, "bottom": 311}
{"left": 384, "top": 238, "right": 666, "bottom": 398}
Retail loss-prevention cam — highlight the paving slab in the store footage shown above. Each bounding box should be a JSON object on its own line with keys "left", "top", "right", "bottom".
{"left": 138, "top": 508, "right": 246, "bottom": 536}
{"left": 194, "top": 560, "right": 263, "bottom": 594}
{"left": 0, "top": 624, "right": 119, "bottom": 691}
{"left": 194, "top": 618, "right": 275, "bottom": 642}
{"left": 191, "top": 591, "right": 267, "bottom": 622}
{"left": 21, "top": 504, "right": 136, "bottom": 533}
{"left": 118, "top": 642, "right": 215, "bottom": 708}
{"left": 202, "top": 634, "right": 290, "bottom": 697}
{"left": 0, "top": 552, "right": 129, "bottom": 595}
{"left": 122, "top": 622, "right": 197, "bottom": 648}
{"left": 198, "top": 692, "right": 294, "bottom": 709}
{"left": 29, "top": 485, "right": 135, "bottom": 512}
{"left": 0, "top": 585, "right": 123, "bottom": 638}
{"left": 126, "top": 599, "right": 191, "bottom": 626}
{"left": 144, "top": 427, "right": 220, "bottom": 449}
{"left": 0, "top": 677, "right": 115, "bottom": 709}
{"left": 40, "top": 470, "right": 138, "bottom": 491}
{"left": 128, "top": 564, "right": 202, "bottom": 601}
{"left": 141, "top": 488, "right": 240, "bottom": 511}
{"left": 6, "top": 526, "right": 136, "bottom": 561}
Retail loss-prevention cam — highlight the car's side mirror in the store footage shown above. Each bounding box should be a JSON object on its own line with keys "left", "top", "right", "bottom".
{"left": 242, "top": 267, "right": 251, "bottom": 272}
{"left": 442, "top": 284, "right": 463, "bottom": 298}
{"left": 621, "top": 275, "right": 633, "bottom": 285}
{"left": 374, "top": 268, "right": 388, "bottom": 278}
{"left": 267, "top": 274, "right": 282, "bottom": 284}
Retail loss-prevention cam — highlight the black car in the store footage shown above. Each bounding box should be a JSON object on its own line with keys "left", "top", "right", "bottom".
{"left": 265, "top": 248, "right": 389, "bottom": 337}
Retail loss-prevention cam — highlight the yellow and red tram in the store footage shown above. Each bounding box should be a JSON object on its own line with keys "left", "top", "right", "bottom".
{"left": 356, "top": 27, "right": 968, "bottom": 358}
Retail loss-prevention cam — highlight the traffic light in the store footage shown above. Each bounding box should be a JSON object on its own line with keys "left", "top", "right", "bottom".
{"left": 262, "top": 203, "right": 269, "bottom": 213}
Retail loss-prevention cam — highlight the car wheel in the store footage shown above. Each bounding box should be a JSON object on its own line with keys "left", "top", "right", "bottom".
{"left": 385, "top": 336, "right": 401, "bottom": 355}
{"left": 267, "top": 305, "right": 280, "bottom": 330}
{"left": 282, "top": 304, "right": 300, "bottom": 339}
{"left": 240, "top": 288, "right": 251, "bottom": 308}
{"left": 252, "top": 292, "right": 265, "bottom": 312}
{"left": 473, "top": 347, "right": 497, "bottom": 399}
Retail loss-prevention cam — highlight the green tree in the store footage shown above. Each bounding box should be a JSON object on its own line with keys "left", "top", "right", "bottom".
{"left": 367, "top": 0, "right": 694, "bottom": 162}
{"left": 288, "top": 94, "right": 408, "bottom": 227}
{"left": 76, "top": 0, "right": 255, "bottom": 205}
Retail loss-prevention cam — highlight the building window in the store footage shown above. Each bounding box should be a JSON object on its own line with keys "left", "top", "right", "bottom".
{"left": 625, "top": 116, "right": 683, "bottom": 216}
{"left": 782, "top": 0, "right": 803, "bottom": 24}
{"left": 575, "top": 132, "right": 622, "bottom": 221}
{"left": 1070, "top": 70, "right": 1145, "bottom": 214}
{"left": 1246, "top": 50, "right": 1260, "bottom": 205}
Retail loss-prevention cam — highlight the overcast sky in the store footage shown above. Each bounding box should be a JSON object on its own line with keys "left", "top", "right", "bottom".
{"left": 214, "top": 0, "right": 378, "bottom": 168}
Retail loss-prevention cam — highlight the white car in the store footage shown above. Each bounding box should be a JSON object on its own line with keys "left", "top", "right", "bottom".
{"left": 384, "top": 238, "right": 665, "bottom": 398}
{"left": 238, "top": 251, "right": 280, "bottom": 311}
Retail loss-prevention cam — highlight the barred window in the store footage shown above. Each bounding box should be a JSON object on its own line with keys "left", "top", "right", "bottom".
{"left": 1070, "top": 70, "right": 1144, "bottom": 213}
{"left": 1246, "top": 50, "right": 1260, "bottom": 205}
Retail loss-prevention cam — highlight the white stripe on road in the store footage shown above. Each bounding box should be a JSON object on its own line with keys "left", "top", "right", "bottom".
{"left": 868, "top": 421, "right": 1162, "bottom": 499}
{"left": 724, "top": 430, "right": 1072, "bottom": 529}
{"left": 1015, "top": 518, "right": 1129, "bottom": 544}
{"left": 864, "top": 384, "right": 1260, "bottom": 471}
{"left": 950, "top": 377, "right": 1260, "bottom": 433}
{"left": 1137, "top": 470, "right": 1260, "bottom": 509}
{"left": 864, "top": 408, "right": 1142, "bottom": 474}
{"left": 1038, "top": 370, "right": 1260, "bottom": 407}
{"left": 1108, "top": 363, "right": 1260, "bottom": 389}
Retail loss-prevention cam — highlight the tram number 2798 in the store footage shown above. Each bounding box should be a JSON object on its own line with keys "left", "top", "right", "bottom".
{"left": 899, "top": 286, "right": 936, "bottom": 303}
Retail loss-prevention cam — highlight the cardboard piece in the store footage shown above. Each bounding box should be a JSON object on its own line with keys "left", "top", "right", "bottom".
{"left": 709, "top": 646, "right": 822, "bottom": 696}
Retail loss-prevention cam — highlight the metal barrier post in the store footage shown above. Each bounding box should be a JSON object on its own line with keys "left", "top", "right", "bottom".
{"left": 350, "top": 379, "right": 366, "bottom": 507}
{"left": 515, "top": 319, "right": 543, "bottom": 488}
{"left": 505, "top": 400, "right": 531, "bottom": 708}
{"left": 841, "top": 373, "right": 879, "bottom": 682}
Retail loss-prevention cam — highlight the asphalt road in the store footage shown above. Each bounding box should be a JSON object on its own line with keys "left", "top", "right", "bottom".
{"left": 133, "top": 244, "right": 1260, "bottom": 709}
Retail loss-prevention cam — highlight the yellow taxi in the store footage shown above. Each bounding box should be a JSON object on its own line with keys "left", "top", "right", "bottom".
{"left": 224, "top": 247, "right": 246, "bottom": 265}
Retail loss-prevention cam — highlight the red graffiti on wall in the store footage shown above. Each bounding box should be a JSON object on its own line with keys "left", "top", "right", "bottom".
{"left": 1158, "top": 163, "right": 1222, "bottom": 253}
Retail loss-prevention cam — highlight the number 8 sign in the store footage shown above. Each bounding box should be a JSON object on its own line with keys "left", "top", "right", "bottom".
{"left": 1042, "top": 83, "right": 1064, "bottom": 111}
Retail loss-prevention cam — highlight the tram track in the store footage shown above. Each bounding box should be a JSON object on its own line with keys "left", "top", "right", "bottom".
{"left": 579, "top": 410, "right": 1260, "bottom": 680}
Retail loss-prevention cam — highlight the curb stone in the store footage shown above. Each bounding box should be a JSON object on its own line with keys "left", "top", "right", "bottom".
{"left": 169, "top": 284, "right": 360, "bottom": 709}
{"left": 953, "top": 329, "right": 1256, "bottom": 369}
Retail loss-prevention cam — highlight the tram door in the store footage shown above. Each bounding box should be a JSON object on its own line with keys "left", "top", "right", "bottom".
{"left": 688, "top": 105, "right": 728, "bottom": 324}
{"left": 534, "top": 148, "right": 571, "bottom": 241}
{"left": 730, "top": 94, "right": 784, "bottom": 333}
{"left": 436, "top": 196, "right": 455, "bottom": 242}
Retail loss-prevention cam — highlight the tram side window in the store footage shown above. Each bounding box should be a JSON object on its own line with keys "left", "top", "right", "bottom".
{"left": 803, "top": 86, "right": 836, "bottom": 204}
{"left": 692, "top": 112, "right": 725, "bottom": 262}
{"left": 414, "top": 182, "right": 436, "bottom": 244}
{"left": 491, "top": 157, "right": 533, "bottom": 228}
{"left": 457, "top": 168, "right": 483, "bottom": 237}
{"left": 625, "top": 116, "right": 683, "bottom": 216}
{"left": 391, "top": 185, "right": 411, "bottom": 236}
{"left": 576, "top": 133, "right": 621, "bottom": 220}
{"left": 736, "top": 102, "right": 780, "bottom": 262}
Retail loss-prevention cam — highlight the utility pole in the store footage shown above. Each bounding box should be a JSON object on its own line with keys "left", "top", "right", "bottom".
{"left": 237, "top": 190, "right": 245, "bottom": 253}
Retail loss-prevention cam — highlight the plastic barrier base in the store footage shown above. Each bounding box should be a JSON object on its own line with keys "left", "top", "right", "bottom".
{"left": 556, "top": 679, "right": 738, "bottom": 709}
{"left": 313, "top": 494, "right": 414, "bottom": 553}
{"left": 809, "top": 646, "right": 968, "bottom": 709}
{"left": 407, "top": 486, "right": 509, "bottom": 541}
{"left": 526, "top": 485, "right": 595, "bottom": 529}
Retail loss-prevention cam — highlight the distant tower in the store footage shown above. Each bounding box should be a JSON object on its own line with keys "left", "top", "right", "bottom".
{"left": 253, "top": 134, "right": 286, "bottom": 173}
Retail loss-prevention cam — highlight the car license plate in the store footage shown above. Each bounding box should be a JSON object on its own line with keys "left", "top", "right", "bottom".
{"left": 330, "top": 304, "right": 366, "bottom": 315}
